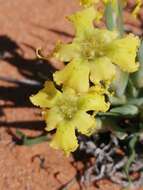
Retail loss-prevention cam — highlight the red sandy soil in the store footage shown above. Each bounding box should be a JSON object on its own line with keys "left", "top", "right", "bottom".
{"left": 0, "top": 0, "right": 143, "bottom": 190}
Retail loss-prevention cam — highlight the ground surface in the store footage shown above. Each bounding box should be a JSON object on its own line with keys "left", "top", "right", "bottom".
{"left": 0, "top": 0, "right": 143, "bottom": 190}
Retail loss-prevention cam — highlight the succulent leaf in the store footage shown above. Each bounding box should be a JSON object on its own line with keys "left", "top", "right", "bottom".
{"left": 110, "top": 105, "right": 138, "bottom": 116}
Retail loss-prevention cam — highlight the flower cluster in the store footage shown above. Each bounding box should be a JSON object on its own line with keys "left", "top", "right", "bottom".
{"left": 30, "top": 0, "right": 140, "bottom": 155}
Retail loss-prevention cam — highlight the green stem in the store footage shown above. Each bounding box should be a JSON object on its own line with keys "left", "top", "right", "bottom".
{"left": 117, "top": 0, "right": 124, "bottom": 36}
{"left": 105, "top": 0, "right": 124, "bottom": 36}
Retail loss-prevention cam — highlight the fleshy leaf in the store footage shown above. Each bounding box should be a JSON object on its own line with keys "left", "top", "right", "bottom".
{"left": 110, "top": 105, "right": 138, "bottom": 116}
{"left": 109, "top": 95, "right": 127, "bottom": 106}
{"left": 112, "top": 68, "right": 129, "bottom": 97}
{"left": 124, "top": 134, "right": 138, "bottom": 182}
{"left": 132, "top": 40, "right": 143, "bottom": 88}
{"left": 104, "top": 1, "right": 115, "bottom": 31}
{"left": 16, "top": 130, "right": 49, "bottom": 146}
{"left": 128, "top": 98, "right": 143, "bottom": 107}
{"left": 126, "top": 79, "right": 138, "bottom": 98}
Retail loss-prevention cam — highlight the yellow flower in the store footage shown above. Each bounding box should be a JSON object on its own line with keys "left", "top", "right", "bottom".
{"left": 67, "top": 6, "right": 101, "bottom": 37}
{"left": 132, "top": 0, "right": 142, "bottom": 17}
{"left": 53, "top": 7, "right": 140, "bottom": 92}
{"left": 80, "top": 0, "right": 99, "bottom": 7}
{"left": 106, "top": 34, "right": 140, "bottom": 72}
{"left": 30, "top": 81, "right": 109, "bottom": 155}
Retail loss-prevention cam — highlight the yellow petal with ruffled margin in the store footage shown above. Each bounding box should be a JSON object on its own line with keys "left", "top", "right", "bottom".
{"left": 50, "top": 122, "right": 78, "bottom": 156}
{"left": 107, "top": 34, "right": 140, "bottom": 73}
{"left": 53, "top": 42, "right": 79, "bottom": 62}
{"left": 90, "top": 57, "right": 116, "bottom": 84}
{"left": 44, "top": 107, "right": 63, "bottom": 131}
{"left": 79, "top": 90, "right": 110, "bottom": 112}
{"left": 74, "top": 111, "right": 96, "bottom": 136}
{"left": 68, "top": 7, "right": 101, "bottom": 37}
{"left": 53, "top": 60, "right": 90, "bottom": 92}
{"left": 132, "top": 0, "right": 142, "bottom": 17}
{"left": 94, "top": 28, "right": 118, "bottom": 44}
{"left": 80, "top": 0, "right": 99, "bottom": 7}
{"left": 30, "top": 81, "right": 61, "bottom": 108}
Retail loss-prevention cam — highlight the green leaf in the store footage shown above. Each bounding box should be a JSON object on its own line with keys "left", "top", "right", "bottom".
{"left": 124, "top": 134, "right": 138, "bottom": 182}
{"left": 99, "top": 118, "right": 128, "bottom": 139}
{"left": 97, "top": 112, "right": 118, "bottom": 117}
{"left": 116, "top": 0, "right": 124, "bottom": 36}
{"left": 138, "top": 40, "right": 143, "bottom": 62}
{"left": 109, "top": 95, "right": 127, "bottom": 106}
{"left": 105, "top": 0, "right": 127, "bottom": 97}
{"left": 114, "top": 131, "right": 128, "bottom": 140}
{"left": 112, "top": 69, "right": 129, "bottom": 97}
{"left": 16, "top": 130, "right": 49, "bottom": 146}
{"left": 102, "top": 0, "right": 128, "bottom": 98}
{"left": 132, "top": 40, "right": 143, "bottom": 88}
{"left": 116, "top": 72, "right": 129, "bottom": 97}
{"left": 98, "top": 104, "right": 138, "bottom": 117}
{"left": 128, "top": 98, "right": 143, "bottom": 107}
{"left": 104, "top": 3, "right": 115, "bottom": 31}
{"left": 104, "top": 0, "right": 124, "bottom": 36}
{"left": 126, "top": 79, "right": 138, "bottom": 98}
{"left": 16, "top": 130, "right": 25, "bottom": 138}
{"left": 110, "top": 104, "right": 138, "bottom": 116}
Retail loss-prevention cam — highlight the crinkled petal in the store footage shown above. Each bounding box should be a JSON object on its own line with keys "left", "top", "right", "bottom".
{"left": 30, "top": 81, "right": 61, "bottom": 108}
{"left": 53, "top": 60, "right": 90, "bottom": 92}
{"left": 74, "top": 111, "right": 96, "bottom": 136}
{"left": 44, "top": 107, "right": 63, "bottom": 131}
{"left": 53, "top": 42, "right": 79, "bottom": 62}
{"left": 107, "top": 34, "right": 140, "bottom": 73}
{"left": 94, "top": 29, "right": 118, "bottom": 45}
{"left": 79, "top": 90, "right": 110, "bottom": 112}
{"left": 90, "top": 57, "right": 116, "bottom": 84}
{"left": 68, "top": 7, "right": 100, "bottom": 37}
{"left": 89, "top": 84, "right": 110, "bottom": 95}
{"left": 132, "top": 0, "right": 142, "bottom": 17}
{"left": 50, "top": 122, "right": 78, "bottom": 156}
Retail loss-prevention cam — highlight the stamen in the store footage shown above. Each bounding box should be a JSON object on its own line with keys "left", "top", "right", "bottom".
{"left": 36, "top": 48, "right": 49, "bottom": 60}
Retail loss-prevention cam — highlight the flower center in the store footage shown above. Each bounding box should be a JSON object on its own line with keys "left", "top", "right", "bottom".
{"left": 80, "top": 34, "right": 108, "bottom": 61}
{"left": 81, "top": 39, "right": 104, "bottom": 61}
{"left": 58, "top": 96, "right": 78, "bottom": 120}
